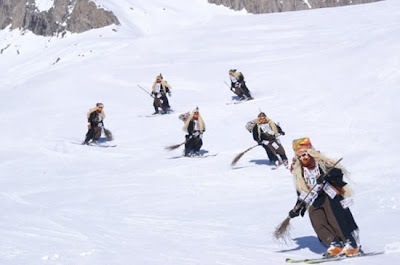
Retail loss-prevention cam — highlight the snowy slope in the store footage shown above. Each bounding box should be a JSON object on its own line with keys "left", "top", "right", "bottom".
{"left": 0, "top": 0, "right": 399, "bottom": 264}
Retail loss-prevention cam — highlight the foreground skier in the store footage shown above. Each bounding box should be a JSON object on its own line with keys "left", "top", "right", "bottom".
{"left": 289, "top": 137, "right": 361, "bottom": 257}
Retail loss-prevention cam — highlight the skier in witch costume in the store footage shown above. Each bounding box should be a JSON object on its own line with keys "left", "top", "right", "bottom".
{"left": 83, "top": 103, "right": 112, "bottom": 145}
{"left": 183, "top": 107, "right": 206, "bottom": 156}
{"left": 289, "top": 137, "right": 361, "bottom": 257}
{"left": 252, "top": 112, "right": 288, "bottom": 168}
{"left": 228, "top": 69, "right": 252, "bottom": 101}
{"left": 152, "top": 74, "right": 172, "bottom": 114}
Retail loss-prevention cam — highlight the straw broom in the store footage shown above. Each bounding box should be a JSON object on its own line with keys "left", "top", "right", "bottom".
{"left": 165, "top": 136, "right": 193, "bottom": 151}
{"left": 231, "top": 144, "right": 259, "bottom": 167}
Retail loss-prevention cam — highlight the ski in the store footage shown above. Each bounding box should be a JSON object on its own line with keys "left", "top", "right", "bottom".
{"left": 137, "top": 112, "right": 173, "bottom": 118}
{"left": 271, "top": 165, "right": 289, "bottom": 170}
{"left": 226, "top": 99, "right": 252, "bottom": 105}
{"left": 225, "top": 96, "right": 274, "bottom": 105}
{"left": 71, "top": 142, "right": 117, "bottom": 148}
{"left": 190, "top": 153, "right": 218, "bottom": 158}
{"left": 286, "top": 251, "right": 384, "bottom": 264}
{"left": 88, "top": 144, "right": 117, "bottom": 148}
{"left": 169, "top": 153, "right": 218, "bottom": 159}
{"left": 137, "top": 114, "right": 162, "bottom": 118}
{"left": 286, "top": 256, "right": 340, "bottom": 264}
{"left": 138, "top": 109, "right": 175, "bottom": 117}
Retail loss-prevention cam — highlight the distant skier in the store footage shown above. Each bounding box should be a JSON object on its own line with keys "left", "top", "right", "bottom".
{"left": 182, "top": 107, "right": 206, "bottom": 156}
{"left": 228, "top": 69, "right": 253, "bottom": 101}
{"left": 288, "top": 137, "right": 361, "bottom": 257}
{"left": 83, "top": 103, "right": 112, "bottom": 145}
{"left": 152, "top": 74, "right": 172, "bottom": 114}
{"left": 252, "top": 112, "right": 288, "bottom": 168}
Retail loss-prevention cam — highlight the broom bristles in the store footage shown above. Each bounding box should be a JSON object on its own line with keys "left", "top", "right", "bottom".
{"left": 273, "top": 216, "right": 292, "bottom": 243}
{"left": 166, "top": 136, "right": 194, "bottom": 151}
{"left": 165, "top": 143, "right": 183, "bottom": 151}
{"left": 231, "top": 152, "right": 245, "bottom": 166}
{"left": 231, "top": 144, "right": 258, "bottom": 167}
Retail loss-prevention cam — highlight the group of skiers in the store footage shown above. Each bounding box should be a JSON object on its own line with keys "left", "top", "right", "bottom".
{"left": 81, "top": 70, "right": 361, "bottom": 258}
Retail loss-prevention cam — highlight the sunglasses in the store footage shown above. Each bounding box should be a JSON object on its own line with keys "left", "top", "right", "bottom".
{"left": 297, "top": 153, "right": 309, "bottom": 159}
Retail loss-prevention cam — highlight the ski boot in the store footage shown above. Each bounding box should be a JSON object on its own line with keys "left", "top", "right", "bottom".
{"left": 324, "top": 241, "right": 343, "bottom": 257}
{"left": 340, "top": 241, "right": 361, "bottom": 257}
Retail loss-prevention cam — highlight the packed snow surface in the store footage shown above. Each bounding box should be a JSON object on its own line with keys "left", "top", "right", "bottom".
{"left": 0, "top": 0, "right": 399, "bottom": 264}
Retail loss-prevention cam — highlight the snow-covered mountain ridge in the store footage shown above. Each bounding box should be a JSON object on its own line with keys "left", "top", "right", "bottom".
{"left": 208, "top": 0, "right": 381, "bottom": 14}
{"left": 0, "top": 0, "right": 119, "bottom": 36}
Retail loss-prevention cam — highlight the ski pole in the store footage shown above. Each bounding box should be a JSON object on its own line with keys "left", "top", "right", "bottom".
{"left": 224, "top": 81, "right": 234, "bottom": 92}
{"left": 137, "top": 84, "right": 154, "bottom": 98}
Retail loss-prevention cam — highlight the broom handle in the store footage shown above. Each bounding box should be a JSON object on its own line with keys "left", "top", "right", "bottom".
{"left": 182, "top": 135, "right": 194, "bottom": 146}
{"left": 245, "top": 144, "right": 259, "bottom": 153}
{"left": 293, "top": 158, "right": 343, "bottom": 212}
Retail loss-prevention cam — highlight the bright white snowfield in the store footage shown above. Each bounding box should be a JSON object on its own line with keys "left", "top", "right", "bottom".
{"left": 0, "top": 0, "right": 399, "bottom": 264}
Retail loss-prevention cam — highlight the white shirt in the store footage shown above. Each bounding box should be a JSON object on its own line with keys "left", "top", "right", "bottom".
{"left": 303, "top": 166, "right": 321, "bottom": 188}
{"left": 193, "top": 120, "right": 200, "bottom": 131}
{"left": 260, "top": 123, "right": 274, "bottom": 135}
{"left": 154, "top": 83, "right": 161, "bottom": 93}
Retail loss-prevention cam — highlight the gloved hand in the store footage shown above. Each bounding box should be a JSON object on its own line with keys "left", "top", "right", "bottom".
{"left": 299, "top": 205, "right": 306, "bottom": 216}
{"left": 234, "top": 82, "right": 241, "bottom": 88}
{"left": 258, "top": 140, "right": 269, "bottom": 145}
{"left": 324, "top": 168, "right": 342, "bottom": 182}
{"left": 289, "top": 209, "right": 300, "bottom": 218}
{"left": 325, "top": 168, "right": 346, "bottom": 187}
{"left": 257, "top": 140, "right": 264, "bottom": 145}
{"left": 289, "top": 204, "right": 306, "bottom": 218}
{"left": 317, "top": 175, "right": 325, "bottom": 184}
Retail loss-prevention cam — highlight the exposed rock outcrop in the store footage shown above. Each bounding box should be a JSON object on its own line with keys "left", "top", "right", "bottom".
{"left": 208, "top": 0, "right": 382, "bottom": 14}
{"left": 0, "top": 0, "right": 120, "bottom": 36}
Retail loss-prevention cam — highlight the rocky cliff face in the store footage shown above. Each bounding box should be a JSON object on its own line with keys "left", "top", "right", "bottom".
{"left": 0, "top": 0, "right": 120, "bottom": 36}
{"left": 208, "top": 0, "right": 382, "bottom": 14}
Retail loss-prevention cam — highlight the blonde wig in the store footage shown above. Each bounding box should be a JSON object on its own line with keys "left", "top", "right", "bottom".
{"left": 292, "top": 148, "right": 352, "bottom": 197}
{"left": 183, "top": 111, "right": 205, "bottom": 132}
{"left": 87, "top": 106, "right": 105, "bottom": 120}
{"left": 152, "top": 76, "right": 171, "bottom": 94}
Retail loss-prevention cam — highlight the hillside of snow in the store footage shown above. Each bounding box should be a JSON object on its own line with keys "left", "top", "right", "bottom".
{"left": 0, "top": 0, "right": 399, "bottom": 264}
